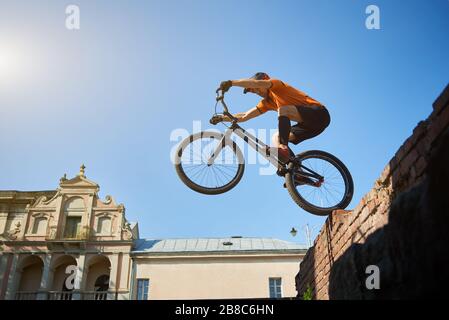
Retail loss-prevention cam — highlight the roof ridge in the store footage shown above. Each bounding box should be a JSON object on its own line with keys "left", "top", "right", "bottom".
{"left": 138, "top": 237, "right": 286, "bottom": 241}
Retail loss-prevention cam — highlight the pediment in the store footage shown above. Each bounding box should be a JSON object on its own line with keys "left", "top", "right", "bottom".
{"left": 59, "top": 175, "right": 99, "bottom": 189}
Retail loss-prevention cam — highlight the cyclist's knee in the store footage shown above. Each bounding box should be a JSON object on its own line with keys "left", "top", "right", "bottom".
{"left": 271, "top": 131, "right": 280, "bottom": 147}
{"left": 289, "top": 133, "right": 301, "bottom": 145}
{"left": 278, "top": 105, "right": 298, "bottom": 119}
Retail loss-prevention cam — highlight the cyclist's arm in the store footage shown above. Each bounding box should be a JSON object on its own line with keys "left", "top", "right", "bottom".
{"left": 223, "top": 106, "right": 263, "bottom": 122}
{"left": 231, "top": 79, "right": 272, "bottom": 89}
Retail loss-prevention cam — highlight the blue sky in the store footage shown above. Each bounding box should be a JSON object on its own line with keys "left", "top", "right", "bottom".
{"left": 1, "top": 0, "right": 448, "bottom": 245}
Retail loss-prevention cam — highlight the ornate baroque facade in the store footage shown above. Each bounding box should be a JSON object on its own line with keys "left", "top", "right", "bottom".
{"left": 0, "top": 166, "right": 137, "bottom": 300}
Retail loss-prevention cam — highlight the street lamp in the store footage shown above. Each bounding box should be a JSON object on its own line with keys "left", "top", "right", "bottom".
{"left": 289, "top": 224, "right": 317, "bottom": 248}
{"left": 289, "top": 227, "right": 298, "bottom": 237}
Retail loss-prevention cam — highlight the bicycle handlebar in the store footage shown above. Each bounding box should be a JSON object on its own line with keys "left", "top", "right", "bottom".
{"left": 215, "top": 88, "right": 238, "bottom": 123}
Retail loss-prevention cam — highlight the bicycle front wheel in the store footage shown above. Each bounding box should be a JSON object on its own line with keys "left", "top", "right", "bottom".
{"left": 285, "top": 150, "right": 354, "bottom": 216}
{"left": 174, "top": 131, "right": 245, "bottom": 195}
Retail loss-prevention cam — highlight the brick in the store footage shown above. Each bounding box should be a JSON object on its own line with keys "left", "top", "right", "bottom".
{"left": 410, "top": 165, "right": 417, "bottom": 180}
{"left": 412, "top": 120, "right": 429, "bottom": 139}
{"left": 351, "top": 202, "right": 364, "bottom": 221}
{"left": 391, "top": 167, "right": 402, "bottom": 185}
{"left": 402, "top": 148, "right": 419, "bottom": 168}
{"left": 399, "top": 160, "right": 412, "bottom": 179}
{"left": 373, "top": 193, "right": 384, "bottom": 207}
{"left": 316, "top": 277, "right": 325, "bottom": 291}
{"left": 395, "top": 137, "right": 411, "bottom": 162}
{"left": 337, "top": 229, "right": 348, "bottom": 246}
{"left": 316, "top": 287, "right": 326, "bottom": 300}
{"left": 404, "top": 137, "right": 414, "bottom": 155}
{"left": 353, "top": 232, "right": 366, "bottom": 244}
{"left": 359, "top": 217, "right": 372, "bottom": 235}
{"left": 415, "top": 175, "right": 426, "bottom": 186}
{"left": 379, "top": 164, "right": 391, "bottom": 185}
{"left": 341, "top": 239, "right": 351, "bottom": 252}
{"left": 359, "top": 205, "right": 371, "bottom": 224}
{"left": 367, "top": 199, "right": 379, "bottom": 213}
{"left": 322, "top": 261, "right": 331, "bottom": 275}
{"left": 373, "top": 211, "right": 388, "bottom": 229}
{"left": 389, "top": 155, "right": 399, "bottom": 171}
{"left": 427, "top": 119, "right": 445, "bottom": 142}
{"left": 368, "top": 189, "right": 378, "bottom": 202}
{"left": 350, "top": 220, "right": 360, "bottom": 237}
{"left": 376, "top": 201, "right": 389, "bottom": 217}
{"left": 377, "top": 189, "right": 390, "bottom": 204}
{"left": 414, "top": 156, "right": 427, "bottom": 176}
{"left": 331, "top": 210, "right": 351, "bottom": 231}
{"left": 333, "top": 209, "right": 351, "bottom": 216}
{"left": 439, "top": 99, "right": 449, "bottom": 126}
{"left": 320, "top": 292, "right": 330, "bottom": 300}
{"left": 432, "top": 83, "right": 449, "bottom": 114}
{"left": 412, "top": 140, "right": 427, "bottom": 158}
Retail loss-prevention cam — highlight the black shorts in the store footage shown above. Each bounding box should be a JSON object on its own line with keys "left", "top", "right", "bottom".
{"left": 290, "top": 105, "right": 331, "bottom": 145}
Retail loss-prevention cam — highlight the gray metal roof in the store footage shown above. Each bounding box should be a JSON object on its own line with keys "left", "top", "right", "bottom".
{"left": 132, "top": 237, "right": 308, "bottom": 254}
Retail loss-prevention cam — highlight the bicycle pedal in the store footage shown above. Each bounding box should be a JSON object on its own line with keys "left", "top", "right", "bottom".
{"left": 276, "top": 167, "right": 288, "bottom": 177}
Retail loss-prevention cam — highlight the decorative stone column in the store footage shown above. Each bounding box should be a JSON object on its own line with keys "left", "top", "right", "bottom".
{"left": 37, "top": 254, "right": 52, "bottom": 300}
{"left": 117, "top": 252, "right": 131, "bottom": 300}
{"left": 0, "top": 210, "right": 8, "bottom": 235}
{"left": 0, "top": 253, "right": 10, "bottom": 299}
{"left": 72, "top": 254, "right": 86, "bottom": 300}
{"left": 107, "top": 253, "right": 119, "bottom": 300}
{"left": 5, "top": 254, "right": 20, "bottom": 300}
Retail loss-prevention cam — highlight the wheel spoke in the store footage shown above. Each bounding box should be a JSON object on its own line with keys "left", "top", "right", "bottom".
{"left": 291, "top": 154, "right": 349, "bottom": 210}
{"left": 178, "top": 135, "right": 241, "bottom": 191}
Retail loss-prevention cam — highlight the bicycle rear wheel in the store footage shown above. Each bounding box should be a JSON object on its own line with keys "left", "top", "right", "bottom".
{"left": 174, "top": 131, "right": 245, "bottom": 195}
{"left": 285, "top": 150, "right": 354, "bottom": 216}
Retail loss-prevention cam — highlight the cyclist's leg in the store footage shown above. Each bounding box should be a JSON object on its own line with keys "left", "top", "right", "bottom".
{"left": 271, "top": 131, "right": 299, "bottom": 149}
{"left": 290, "top": 125, "right": 321, "bottom": 145}
{"left": 290, "top": 105, "right": 331, "bottom": 145}
{"left": 277, "top": 105, "right": 302, "bottom": 145}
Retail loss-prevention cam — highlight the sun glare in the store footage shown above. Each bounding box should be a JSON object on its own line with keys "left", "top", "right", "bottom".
{"left": 0, "top": 43, "right": 34, "bottom": 89}
{"left": 0, "top": 46, "right": 21, "bottom": 81}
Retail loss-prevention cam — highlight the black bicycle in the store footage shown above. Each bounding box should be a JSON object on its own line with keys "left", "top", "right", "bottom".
{"left": 174, "top": 89, "right": 354, "bottom": 216}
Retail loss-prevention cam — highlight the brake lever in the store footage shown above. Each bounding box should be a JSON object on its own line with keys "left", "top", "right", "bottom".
{"left": 209, "top": 114, "right": 223, "bottom": 125}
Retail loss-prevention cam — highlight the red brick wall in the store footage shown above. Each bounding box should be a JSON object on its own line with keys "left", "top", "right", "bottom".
{"left": 296, "top": 84, "right": 449, "bottom": 300}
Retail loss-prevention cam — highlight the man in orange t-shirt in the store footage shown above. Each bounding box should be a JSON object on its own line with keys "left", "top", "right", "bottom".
{"left": 219, "top": 72, "right": 330, "bottom": 162}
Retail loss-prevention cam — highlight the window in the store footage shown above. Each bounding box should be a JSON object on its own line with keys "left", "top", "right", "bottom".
{"left": 97, "top": 216, "right": 111, "bottom": 234}
{"left": 137, "top": 279, "right": 149, "bottom": 300}
{"left": 64, "top": 216, "right": 81, "bottom": 238}
{"left": 269, "top": 278, "right": 282, "bottom": 298}
{"left": 32, "top": 216, "right": 47, "bottom": 234}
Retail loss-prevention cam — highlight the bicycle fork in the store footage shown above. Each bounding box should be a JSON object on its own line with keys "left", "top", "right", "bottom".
{"left": 206, "top": 129, "right": 234, "bottom": 166}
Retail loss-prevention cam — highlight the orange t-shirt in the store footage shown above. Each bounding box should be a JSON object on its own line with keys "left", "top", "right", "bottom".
{"left": 256, "top": 79, "right": 322, "bottom": 113}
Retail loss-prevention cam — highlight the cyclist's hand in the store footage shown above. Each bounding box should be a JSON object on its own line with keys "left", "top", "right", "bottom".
{"left": 219, "top": 80, "right": 233, "bottom": 93}
{"left": 210, "top": 114, "right": 224, "bottom": 125}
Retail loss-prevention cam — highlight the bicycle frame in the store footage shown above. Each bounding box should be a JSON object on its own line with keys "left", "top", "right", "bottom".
{"left": 207, "top": 122, "right": 280, "bottom": 168}
{"left": 207, "top": 91, "right": 324, "bottom": 182}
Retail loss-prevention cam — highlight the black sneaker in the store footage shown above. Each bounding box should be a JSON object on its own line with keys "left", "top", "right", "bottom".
{"left": 283, "top": 175, "right": 309, "bottom": 188}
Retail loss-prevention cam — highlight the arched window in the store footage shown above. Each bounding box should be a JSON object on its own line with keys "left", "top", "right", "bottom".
{"left": 63, "top": 197, "right": 85, "bottom": 239}
{"left": 64, "top": 197, "right": 85, "bottom": 211}
{"left": 32, "top": 216, "right": 47, "bottom": 234}
{"left": 94, "top": 274, "right": 110, "bottom": 292}
{"left": 97, "top": 216, "right": 111, "bottom": 235}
